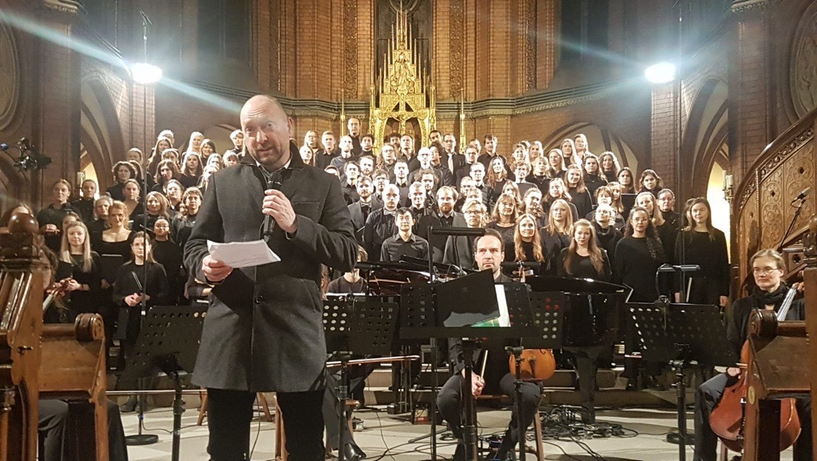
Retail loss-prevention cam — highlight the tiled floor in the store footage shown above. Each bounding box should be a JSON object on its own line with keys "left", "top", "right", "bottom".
{"left": 120, "top": 402, "right": 794, "bottom": 461}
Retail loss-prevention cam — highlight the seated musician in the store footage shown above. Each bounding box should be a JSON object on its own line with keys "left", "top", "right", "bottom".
{"left": 437, "top": 228, "right": 542, "bottom": 461}
{"left": 693, "top": 249, "right": 812, "bottom": 461}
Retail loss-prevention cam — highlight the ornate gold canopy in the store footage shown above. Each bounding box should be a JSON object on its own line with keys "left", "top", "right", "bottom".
{"left": 369, "top": 6, "right": 435, "bottom": 151}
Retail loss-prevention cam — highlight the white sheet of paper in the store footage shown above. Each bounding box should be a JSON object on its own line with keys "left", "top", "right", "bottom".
{"left": 207, "top": 240, "right": 280, "bottom": 268}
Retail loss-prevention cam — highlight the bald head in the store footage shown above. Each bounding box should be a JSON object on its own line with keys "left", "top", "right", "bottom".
{"left": 240, "top": 95, "right": 293, "bottom": 170}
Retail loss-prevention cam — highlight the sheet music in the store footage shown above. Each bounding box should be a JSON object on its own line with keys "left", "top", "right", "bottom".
{"left": 207, "top": 240, "right": 280, "bottom": 268}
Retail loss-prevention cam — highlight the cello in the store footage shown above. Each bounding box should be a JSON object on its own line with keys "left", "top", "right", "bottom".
{"left": 709, "top": 285, "right": 801, "bottom": 452}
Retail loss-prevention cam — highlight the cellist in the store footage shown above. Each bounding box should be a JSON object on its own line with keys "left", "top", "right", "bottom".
{"left": 693, "top": 249, "right": 812, "bottom": 461}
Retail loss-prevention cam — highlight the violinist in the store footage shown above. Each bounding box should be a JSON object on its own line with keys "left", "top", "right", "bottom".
{"left": 437, "top": 229, "right": 542, "bottom": 461}
{"left": 693, "top": 249, "right": 812, "bottom": 461}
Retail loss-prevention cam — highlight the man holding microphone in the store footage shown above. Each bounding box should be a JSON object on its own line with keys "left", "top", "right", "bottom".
{"left": 184, "top": 95, "right": 357, "bottom": 461}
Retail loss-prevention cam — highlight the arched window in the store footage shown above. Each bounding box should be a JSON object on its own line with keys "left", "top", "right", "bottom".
{"left": 560, "top": 0, "right": 609, "bottom": 62}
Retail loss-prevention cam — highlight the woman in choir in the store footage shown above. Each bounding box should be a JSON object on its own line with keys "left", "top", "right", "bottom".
{"left": 223, "top": 152, "right": 240, "bottom": 168}
{"left": 37, "top": 179, "right": 75, "bottom": 254}
{"left": 598, "top": 151, "right": 621, "bottom": 184}
{"left": 529, "top": 156, "right": 551, "bottom": 194}
{"left": 674, "top": 197, "right": 729, "bottom": 307}
{"left": 113, "top": 231, "right": 169, "bottom": 410}
{"left": 152, "top": 159, "right": 181, "bottom": 194}
{"left": 512, "top": 213, "right": 546, "bottom": 275}
{"left": 59, "top": 221, "right": 103, "bottom": 318}
{"left": 523, "top": 188, "right": 546, "bottom": 228}
{"left": 558, "top": 218, "right": 611, "bottom": 422}
{"left": 565, "top": 164, "right": 594, "bottom": 218}
{"left": 487, "top": 194, "right": 520, "bottom": 262}
{"left": 127, "top": 159, "right": 154, "bottom": 195}
{"left": 487, "top": 156, "right": 510, "bottom": 209}
{"left": 573, "top": 133, "right": 590, "bottom": 166}
{"left": 510, "top": 143, "right": 529, "bottom": 168}
{"left": 541, "top": 199, "right": 574, "bottom": 274}
{"left": 547, "top": 148, "right": 567, "bottom": 180}
{"left": 636, "top": 191, "right": 675, "bottom": 263}
{"left": 542, "top": 178, "right": 579, "bottom": 222}
{"left": 186, "top": 131, "right": 204, "bottom": 154}
{"left": 200, "top": 138, "right": 217, "bottom": 159}
{"left": 638, "top": 169, "right": 664, "bottom": 196}
{"left": 147, "top": 135, "right": 173, "bottom": 176}
{"left": 106, "top": 161, "right": 136, "bottom": 202}
{"left": 121, "top": 179, "right": 143, "bottom": 219}
{"left": 132, "top": 191, "right": 171, "bottom": 234}
{"left": 617, "top": 167, "right": 637, "bottom": 194}
{"left": 582, "top": 153, "right": 608, "bottom": 198}
{"left": 206, "top": 153, "right": 223, "bottom": 171}
{"left": 528, "top": 141, "right": 544, "bottom": 163}
{"left": 152, "top": 217, "right": 183, "bottom": 305}
{"left": 613, "top": 206, "right": 666, "bottom": 302}
{"left": 300, "top": 145, "right": 315, "bottom": 166}
{"left": 86, "top": 196, "right": 112, "bottom": 244}
{"left": 560, "top": 138, "right": 577, "bottom": 166}
{"left": 180, "top": 151, "right": 203, "bottom": 188}
{"left": 606, "top": 181, "right": 628, "bottom": 218}
{"left": 95, "top": 200, "right": 133, "bottom": 263}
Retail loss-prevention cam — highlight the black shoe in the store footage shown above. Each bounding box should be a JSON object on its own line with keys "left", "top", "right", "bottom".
{"left": 343, "top": 441, "right": 367, "bottom": 460}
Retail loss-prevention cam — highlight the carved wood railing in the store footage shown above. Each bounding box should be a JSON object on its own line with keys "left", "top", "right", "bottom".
{"left": 733, "top": 107, "right": 817, "bottom": 285}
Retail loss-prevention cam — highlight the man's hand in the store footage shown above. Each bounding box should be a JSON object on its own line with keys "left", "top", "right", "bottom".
{"left": 719, "top": 296, "right": 729, "bottom": 308}
{"left": 461, "top": 369, "right": 485, "bottom": 397}
{"left": 41, "top": 224, "right": 59, "bottom": 235}
{"left": 125, "top": 293, "right": 142, "bottom": 307}
{"left": 202, "top": 255, "right": 233, "bottom": 283}
{"left": 262, "top": 189, "right": 298, "bottom": 234}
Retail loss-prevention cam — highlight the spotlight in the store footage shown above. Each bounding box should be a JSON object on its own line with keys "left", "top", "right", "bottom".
{"left": 644, "top": 62, "right": 676, "bottom": 84}
{"left": 131, "top": 62, "right": 163, "bottom": 85}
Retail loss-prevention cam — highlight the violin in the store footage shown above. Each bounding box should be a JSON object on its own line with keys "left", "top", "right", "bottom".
{"left": 508, "top": 349, "right": 556, "bottom": 381}
{"left": 709, "top": 285, "right": 801, "bottom": 452}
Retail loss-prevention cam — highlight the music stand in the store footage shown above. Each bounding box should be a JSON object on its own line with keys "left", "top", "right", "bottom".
{"left": 401, "top": 271, "right": 541, "bottom": 461}
{"left": 323, "top": 297, "right": 397, "bottom": 461}
{"left": 628, "top": 301, "right": 737, "bottom": 461}
{"left": 117, "top": 305, "right": 207, "bottom": 461}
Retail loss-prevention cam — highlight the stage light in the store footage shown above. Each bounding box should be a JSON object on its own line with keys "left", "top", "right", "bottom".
{"left": 131, "top": 62, "right": 163, "bottom": 85}
{"left": 644, "top": 62, "right": 676, "bottom": 84}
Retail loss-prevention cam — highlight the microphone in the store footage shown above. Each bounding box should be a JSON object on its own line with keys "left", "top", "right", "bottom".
{"left": 791, "top": 187, "right": 811, "bottom": 204}
{"left": 264, "top": 171, "right": 283, "bottom": 236}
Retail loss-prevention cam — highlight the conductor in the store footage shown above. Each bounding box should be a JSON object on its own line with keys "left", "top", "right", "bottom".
{"left": 184, "top": 95, "right": 357, "bottom": 461}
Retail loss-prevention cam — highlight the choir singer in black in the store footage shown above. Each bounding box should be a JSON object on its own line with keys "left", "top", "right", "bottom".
{"left": 184, "top": 95, "right": 357, "bottom": 461}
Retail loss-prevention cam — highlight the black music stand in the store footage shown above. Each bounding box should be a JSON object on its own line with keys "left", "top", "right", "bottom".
{"left": 401, "top": 271, "right": 541, "bottom": 461}
{"left": 117, "top": 305, "right": 207, "bottom": 461}
{"left": 323, "top": 297, "right": 397, "bottom": 461}
{"left": 628, "top": 301, "right": 737, "bottom": 461}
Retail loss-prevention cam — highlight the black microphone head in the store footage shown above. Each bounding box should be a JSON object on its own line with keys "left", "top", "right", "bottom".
{"left": 267, "top": 171, "right": 283, "bottom": 190}
{"left": 0, "top": 143, "right": 7, "bottom": 151}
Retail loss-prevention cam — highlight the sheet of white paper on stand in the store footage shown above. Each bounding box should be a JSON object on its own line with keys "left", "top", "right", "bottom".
{"left": 207, "top": 240, "right": 280, "bottom": 268}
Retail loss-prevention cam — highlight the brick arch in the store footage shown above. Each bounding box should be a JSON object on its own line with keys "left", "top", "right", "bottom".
{"left": 680, "top": 78, "right": 728, "bottom": 200}
{"left": 80, "top": 77, "right": 125, "bottom": 190}
{"left": 541, "top": 121, "right": 640, "bottom": 172}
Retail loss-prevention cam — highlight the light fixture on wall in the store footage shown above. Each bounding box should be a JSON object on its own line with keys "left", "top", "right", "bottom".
{"left": 644, "top": 62, "right": 677, "bottom": 84}
{"left": 130, "top": 62, "right": 162, "bottom": 85}
{"left": 722, "top": 172, "right": 734, "bottom": 203}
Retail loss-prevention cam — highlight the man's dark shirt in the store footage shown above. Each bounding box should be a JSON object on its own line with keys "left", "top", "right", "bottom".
{"left": 380, "top": 233, "right": 429, "bottom": 263}
{"left": 316, "top": 149, "right": 340, "bottom": 169}
{"left": 363, "top": 208, "right": 396, "bottom": 262}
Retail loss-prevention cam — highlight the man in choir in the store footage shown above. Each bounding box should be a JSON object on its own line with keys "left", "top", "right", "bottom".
{"left": 363, "top": 184, "right": 401, "bottom": 262}
{"left": 358, "top": 155, "right": 375, "bottom": 178}
{"left": 416, "top": 186, "right": 466, "bottom": 263}
{"left": 400, "top": 134, "right": 420, "bottom": 170}
{"left": 359, "top": 134, "right": 375, "bottom": 158}
{"left": 470, "top": 163, "right": 491, "bottom": 207}
{"left": 316, "top": 131, "right": 338, "bottom": 169}
{"left": 347, "top": 117, "right": 362, "bottom": 154}
{"left": 348, "top": 176, "right": 381, "bottom": 234}
{"left": 455, "top": 145, "right": 479, "bottom": 187}
{"left": 393, "top": 160, "right": 412, "bottom": 207}
{"left": 341, "top": 162, "right": 360, "bottom": 205}
{"left": 438, "top": 228, "right": 542, "bottom": 461}
{"left": 380, "top": 207, "right": 429, "bottom": 262}
{"left": 429, "top": 142, "right": 455, "bottom": 187}
{"left": 478, "top": 133, "right": 503, "bottom": 170}
{"left": 443, "top": 133, "right": 464, "bottom": 173}
{"left": 372, "top": 169, "right": 390, "bottom": 201}
{"left": 443, "top": 198, "right": 484, "bottom": 271}
{"left": 330, "top": 135, "right": 356, "bottom": 170}
{"left": 408, "top": 182, "right": 428, "bottom": 222}
{"left": 387, "top": 132, "right": 401, "bottom": 151}
{"left": 429, "top": 129, "right": 442, "bottom": 145}
{"left": 410, "top": 147, "right": 443, "bottom": 187}
{"left": 693, "top": 249, "right": 811, "bottom": 461}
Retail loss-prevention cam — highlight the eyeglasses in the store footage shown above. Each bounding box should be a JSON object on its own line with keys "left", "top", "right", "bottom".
{"left": 752, "top": 266, "right": 781, "bottom": 275}
{"left": 632, "top": 217, "right": 650, "bottom": 223}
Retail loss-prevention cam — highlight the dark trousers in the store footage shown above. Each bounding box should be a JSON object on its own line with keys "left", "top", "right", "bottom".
{"left": 207, "top": 387, "right": 325, "bottom": 461}
{"left": 694, "top": 373, "right": 813, "bottom": 461}
{"left": 324, "top": 372, "right": 368, "bottom": 450}
{"left": 39, "top": 399, "right": 129, "bottom": 461}
{"left": 437, "top": 372, "right": 541, "bottom": 444}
